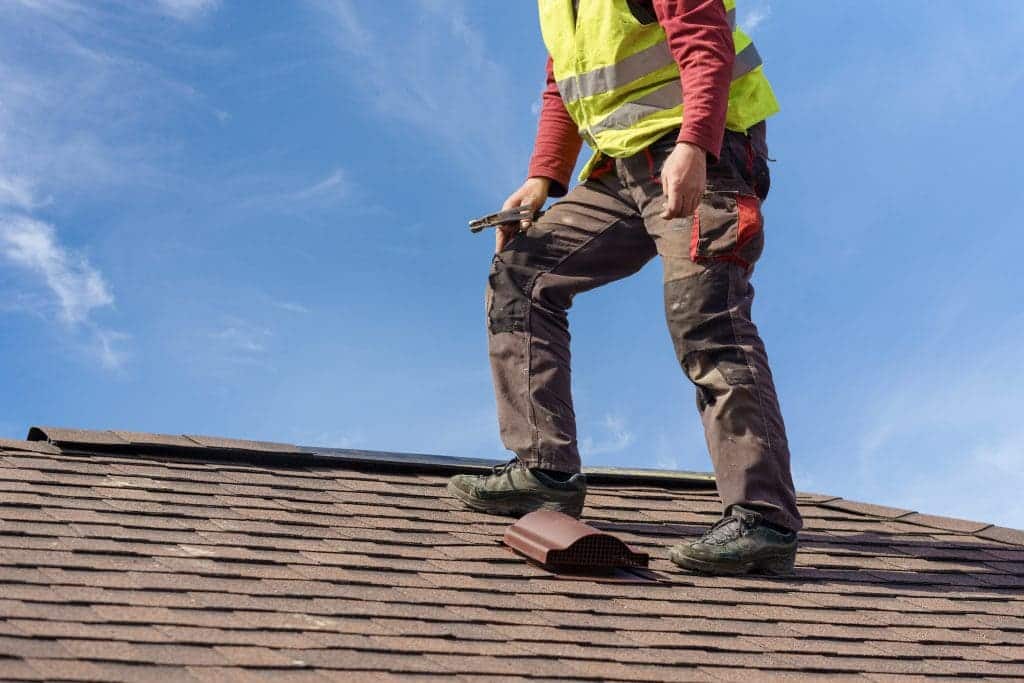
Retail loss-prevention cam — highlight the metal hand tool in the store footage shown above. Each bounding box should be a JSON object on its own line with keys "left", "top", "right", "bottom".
{"left": 468, "top": 205, "right": 539, "bottom": 233}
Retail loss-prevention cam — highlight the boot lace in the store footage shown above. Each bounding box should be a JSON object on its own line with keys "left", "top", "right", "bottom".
{"left": 700, "top": 509, "right": 760, "bottom": 546}
{"left": 490, "top": 457, "right": 521, "bottom": 476}
{"left": 485, "top": 457, "right": 523, "bottom": 486}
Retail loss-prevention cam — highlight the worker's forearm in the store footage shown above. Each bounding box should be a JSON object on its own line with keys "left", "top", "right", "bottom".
{"left": 654, "top": 0, "right": 734, "bottom": 159}
{"left": 527, "top": 57, "right": 583, "bottom": 197}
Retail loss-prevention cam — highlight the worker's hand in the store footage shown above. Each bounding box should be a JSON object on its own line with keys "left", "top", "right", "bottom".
{"left": 496, "top": 177, "right": 549, "bottom": 253}
{"left": 660, "top": 141, "right": 707, "bottom": 220}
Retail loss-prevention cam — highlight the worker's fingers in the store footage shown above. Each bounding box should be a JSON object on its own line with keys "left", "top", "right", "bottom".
{"left": 681, "top": 190, "right": 701, "bottom": 218}
{"left": 495, "top": 223, "right": 519, "bottom": 254}
{"left": 496, "top": 186, "right": 544, "bottom": 253}
{"left": 660, "top": 181, "right": 683, "bottom": 219}
{"left": 662, "top": 179, "right": 705, "bottom": 219}
{"left": 495, "top": 223, "right": 510, "bottom": 252}
{"left": 519, "top": 197, "right": 541, "bottom": 231}
{"left": 500, "top": 189, "right": 525, "bottom": 213}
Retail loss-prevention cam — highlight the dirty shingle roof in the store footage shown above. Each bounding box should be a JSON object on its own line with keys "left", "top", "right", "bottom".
{"left": 0, "top": 428, "right": 1022, "bottom": 681}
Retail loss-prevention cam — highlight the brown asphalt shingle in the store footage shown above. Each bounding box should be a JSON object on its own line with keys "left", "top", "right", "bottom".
{"left": 0, "top": 428, "right": 1022, "bottom": 681}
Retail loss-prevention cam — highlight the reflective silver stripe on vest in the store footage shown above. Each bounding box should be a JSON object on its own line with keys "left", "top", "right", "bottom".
{"left": 727, "top": 7, "right": 736, "bottom": 29}
{"left": 732, "top": 41, "right": 762, "bottom": 79}
{"left": 560, "top": 37, "right": 762, "bottom": 105}
{"left": 586, "top": 80, "right": 681, "bottom": 137}
{"left": 557, "top": 41, "right": 675, "bottom": 104}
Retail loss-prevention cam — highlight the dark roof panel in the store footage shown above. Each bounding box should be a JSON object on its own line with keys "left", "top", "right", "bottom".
{"left": 184, "top": 435, "right": 301, "bottom": 454}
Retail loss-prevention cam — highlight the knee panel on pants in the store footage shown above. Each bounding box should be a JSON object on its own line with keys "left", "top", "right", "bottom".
{"left": 664, "top": 265, "right": 756, "bottom": 395}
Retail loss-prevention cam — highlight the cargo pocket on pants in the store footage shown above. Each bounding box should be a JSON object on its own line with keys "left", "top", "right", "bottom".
{"left": 689, "top": 191, "right": 765, "bottom": 272}
{"left": 487, "top": 252, "right": 532, "bottom": 334}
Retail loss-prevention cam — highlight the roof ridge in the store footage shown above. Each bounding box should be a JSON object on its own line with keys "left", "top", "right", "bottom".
{"left": 21, "top": 426, "right": 717, "bottom": 490}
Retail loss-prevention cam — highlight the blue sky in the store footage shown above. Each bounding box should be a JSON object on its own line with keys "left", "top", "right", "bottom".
{"left": 2, "top": 1, "right": 1023, "bottom": 529}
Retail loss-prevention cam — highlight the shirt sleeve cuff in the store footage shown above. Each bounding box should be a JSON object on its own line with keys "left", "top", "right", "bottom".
{"left": 527, "top": 158, "right": 572, "bottom": 198}
{"left": 676, "top": 128, "right": 723, "bottom": 161}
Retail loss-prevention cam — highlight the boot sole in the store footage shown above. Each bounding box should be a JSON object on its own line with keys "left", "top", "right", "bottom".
{"left": 446, "top": 480, "right": 584, "bottom": 519}
{"left": 669, "top": 547, "right": 796, "bottom": 576}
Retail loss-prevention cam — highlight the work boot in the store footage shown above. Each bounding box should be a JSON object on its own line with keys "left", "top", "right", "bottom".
{"left": 668, "top": 505, "right": 797, "bottom": 576}
{"left": 446, "top": 458, "right": 586, "bottom": 518}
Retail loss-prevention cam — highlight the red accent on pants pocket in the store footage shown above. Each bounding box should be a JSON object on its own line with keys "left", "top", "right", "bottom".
{"left": 689, "top": 205, "right": 701, "bottom": 261}
{"left": 736, "top": 194, "right": 763, "bottom": 251}
{"left": 690, "top": 194, "right": 762, "bottom": 271}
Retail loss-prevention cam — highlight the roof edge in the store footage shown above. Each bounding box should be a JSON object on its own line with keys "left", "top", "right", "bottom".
{"left": 23, "top": 426, "right": 717, "bottom": 489}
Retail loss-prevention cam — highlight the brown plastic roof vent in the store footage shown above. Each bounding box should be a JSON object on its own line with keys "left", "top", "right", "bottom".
{"left": 503, "top": 510, "right": 649, "bottom": 570}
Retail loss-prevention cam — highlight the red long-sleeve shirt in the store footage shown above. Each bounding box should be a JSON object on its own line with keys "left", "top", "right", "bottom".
{"left": 527, "top": 0, "right": 734, "bottom": 196}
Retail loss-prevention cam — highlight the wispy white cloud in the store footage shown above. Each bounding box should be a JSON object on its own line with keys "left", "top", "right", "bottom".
{"left": 211, "top": 320, "right": 270, "bottom": 354}
{"left": 0, "top": 216, "right": 112, "bottom": 325}
{"left": 272, "top": 300, "right": 312, "bottom": 315}
{"left": 739, "top": 1, "right": 771, "bottom": 33}
{"left": 649, "top": 420, "right": 709, "bottom": 473}
{"left": 0, "top": 175, "right": 43, "bottom": 211}
{"left": 849, "top": 328, "right": 1024, "bottom": 529}
{"left": 287, "top": 169, "right": 348, "bottom": 203}
{"left": 0, "top": 0, "right": 227, "bottom": 207}
{"left": 581, "top": 413, "right": 635, "bottom": 457}
{"left": 0, "top": 214, "right": 126, "bottom": 369}
{"left": 153, "top": 0, "right": 220, "bottom": 22}
{"left": 653, "top": 450, "right": 683, "bottom": 472}
{"left": 91, "top": 327, "right": 130, "bottom": 371}
{"left": 230, "top": 167, "right": 354, "bottom": 217}
{"left": 0, "top": 0, "right": 225, "bottom": 370}
{"left": 796, "top": 5, "right": 1024, "bottom": 121}
{"left": 209, "top": 317, "right": 273, "bottom": 365}
{"left": 0, "top": 6, "right": 184, "bottom": 199}
{"left": 254, "top": 290, "right": 312, "bottom": 316}
{"left": 314, "top": 0, "right": 527, "bottom": 193}
{"left": 861, "top": 427, "right": 1024, "bottom": 531}
{"left": 322, "top": 0, "right": 370, "bottom": 54}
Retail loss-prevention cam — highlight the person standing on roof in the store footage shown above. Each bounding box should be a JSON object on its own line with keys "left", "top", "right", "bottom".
{"left": 448, "top": 0, "right": 803, "bottom": 576}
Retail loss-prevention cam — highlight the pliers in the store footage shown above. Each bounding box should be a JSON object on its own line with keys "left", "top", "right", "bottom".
{"left": 468, "top": 206, "right": 540, "bottom": 233}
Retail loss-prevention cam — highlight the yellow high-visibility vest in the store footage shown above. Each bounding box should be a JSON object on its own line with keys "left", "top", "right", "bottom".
{"left": 538, "top": 0, "right": 780, "bottom": 179}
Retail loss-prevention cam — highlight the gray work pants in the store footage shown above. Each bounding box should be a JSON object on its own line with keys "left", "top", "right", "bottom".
{"left": 486, "top": 125, "right": 802, "bottom": 532}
